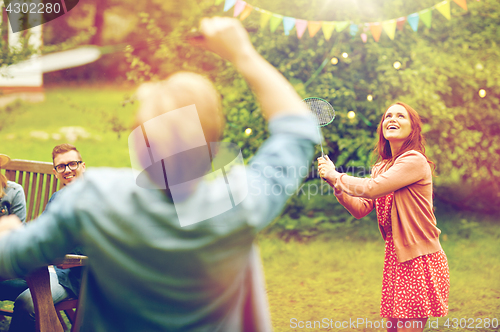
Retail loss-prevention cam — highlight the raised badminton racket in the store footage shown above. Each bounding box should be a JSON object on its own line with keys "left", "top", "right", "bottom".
{"left": 0, "top": 30, "right": 205, "bottom": 76}
{"left": 304, "top": 97, "right": 335, "bottom": 158}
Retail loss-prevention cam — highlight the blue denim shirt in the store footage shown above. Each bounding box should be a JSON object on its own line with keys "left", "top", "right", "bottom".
{"left": 0, "top": 114, "right": 318, "bottom": 331}
{"left": 0, "top": 181, "right": 26, "bottom": 223}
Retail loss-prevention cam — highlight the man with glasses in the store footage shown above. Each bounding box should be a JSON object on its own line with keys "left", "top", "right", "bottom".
{"left": 7, "top": 144, "right": 86, "bottom": 332}
{"left": 0, "top": 18, "right": 318, "bottom": 331}
{"left": 52, "top": 143, "right": 86, "bottom": 188}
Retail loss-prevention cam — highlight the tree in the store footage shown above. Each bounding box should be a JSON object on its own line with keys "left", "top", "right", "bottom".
{"left": 41, "top": 0, "right": 500, "bottom": 212}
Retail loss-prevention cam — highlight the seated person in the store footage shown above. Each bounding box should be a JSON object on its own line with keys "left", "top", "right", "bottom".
{"left": 0, "top": 155, "right": 28, "bottom": 307}
{"left": 7, "top": 144, "right": 86, "bottom": 332}
{"left": 0, "top": 155, "right": 26, "bottom": 223}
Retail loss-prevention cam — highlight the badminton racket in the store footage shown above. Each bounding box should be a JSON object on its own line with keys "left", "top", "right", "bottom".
{"left": 0, "top": 24, "right": 259, "bottom": 76}
{"left": 0, "top": 31, "right": 206, "bottom": 76}
{"left": 304, "top": 97, "right": 335, "bottom": 158}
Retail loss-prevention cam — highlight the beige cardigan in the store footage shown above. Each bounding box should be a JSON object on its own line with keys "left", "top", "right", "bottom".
{"left": 333, "top": 150, "right": 442, "bottom": 262}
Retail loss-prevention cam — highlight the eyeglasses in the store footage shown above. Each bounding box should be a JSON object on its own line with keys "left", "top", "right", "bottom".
{"left": 54, "top": 161, "right": 83, "bottom": 173}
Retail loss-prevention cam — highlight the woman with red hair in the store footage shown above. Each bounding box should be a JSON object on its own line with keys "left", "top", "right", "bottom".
{"left": 318, "top": 102, "right": 449, "bottom": 332}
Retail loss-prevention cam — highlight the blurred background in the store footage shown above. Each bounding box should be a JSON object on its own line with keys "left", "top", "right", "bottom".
{"left": 0, "top": 0, "right": 499, "bottom": 331}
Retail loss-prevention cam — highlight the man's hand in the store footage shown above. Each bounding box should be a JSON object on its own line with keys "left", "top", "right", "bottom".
{"left": 198, "top": 17, "right": 256, "bottom": 65}
{"left": 0, "top": 214, "right": 22, "bottom": 237}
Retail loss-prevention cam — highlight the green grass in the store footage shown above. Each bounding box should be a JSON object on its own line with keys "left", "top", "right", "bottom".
{"left": 259, "top": 213, "right": 500, "bottom": 332}
{"left": 1, "top": 87, "right": 499, "bottom": 331}
{"left": 1, "top": 86, "right": 137, "bottom": 167}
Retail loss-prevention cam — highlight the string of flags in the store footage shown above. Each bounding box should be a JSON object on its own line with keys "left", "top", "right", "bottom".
{"left": 216, "top": 0, "right": 478, "bottom": 42}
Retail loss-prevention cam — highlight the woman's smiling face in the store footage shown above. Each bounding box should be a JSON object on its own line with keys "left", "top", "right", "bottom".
{"left": 382, "top": 104, "right": 412, "bottom": 142}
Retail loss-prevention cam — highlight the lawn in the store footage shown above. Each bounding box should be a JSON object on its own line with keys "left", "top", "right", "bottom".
{"left": 260, "top": 209, "right": 500, "bottom": 332}
{"left": 1, "top": 215, "right": 498, "bottom": 332}
{"left": 1, "top": 87, "right": 499, "bottom": 331}
{"left": 1, "top": 86, "right": 137, "bottom": 167}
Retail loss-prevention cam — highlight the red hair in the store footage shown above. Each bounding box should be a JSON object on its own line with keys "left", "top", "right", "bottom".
{"left": 373, "top": 102, "right": 435, "bottom": 172}
{"left": 0, "top": 173, "right": 7, "bottom": 198}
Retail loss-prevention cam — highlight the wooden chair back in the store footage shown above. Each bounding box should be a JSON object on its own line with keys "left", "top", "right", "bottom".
{"left": 2, "top": 159, "right": 60, "bottom": 221}
{"left": 1, "top": 158, "right": 64, "bottom": 332}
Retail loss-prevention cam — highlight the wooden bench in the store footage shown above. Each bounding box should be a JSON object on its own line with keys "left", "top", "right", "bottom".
{"left": 1, "top": 158, "right": 86, "bottom": 332}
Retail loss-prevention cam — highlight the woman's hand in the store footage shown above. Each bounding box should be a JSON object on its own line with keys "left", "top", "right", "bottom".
{"left": 318, "top": 156, "right": 343, "bottom": 195}
{"left": 318, "top": 155, "right": 337, "bottom": 181}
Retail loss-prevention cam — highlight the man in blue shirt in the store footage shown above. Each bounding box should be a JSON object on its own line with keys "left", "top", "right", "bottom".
{"left": 7, "top": 144, "right": 86, "bottom": 332}
{"left": 0, "top": 17, "right": 319, "bottom": 331}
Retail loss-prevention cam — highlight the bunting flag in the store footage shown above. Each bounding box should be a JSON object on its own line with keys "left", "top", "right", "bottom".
{"left": 396, "top": 17, "right": 406, "bottom": 30}
{"left": 233, "top": 0, "right": 246, "bottom": 17}
{"left": 382, "top": 20, "right": 397, "bottom": 40}
{"left": 435, "top": 1, "right": 451, "bottom": 20}
{"left": 369, "top": 23, "right": 382, "bottom": 42}
{"left": 335, "top": 21, "right": 349, "bottom": 32}
{"left": 453, "top": 0, "right": 468, "bottom": 10}
{"left": 295, "top": 19, "right": 308, "bottom": 39}
{"left": 420, "top": 8, "right": 432, "bottom": 28}
{"left": 283, "top": 17, "right": 296, "bottom": 35}
{"left": 322, "top": 21, "right": 335, "bottom": 41}
{"left": 308, "top": 21, "right": 322, "bottom": 38}
{"left": 260, "top": 10, "right": 272, "bottom": 29}
{"left": 217, "top": 0, "right": 476, "bottom": 42}
{"left": 223, "top": 0, "right": 237, "bottom": 12}
{"left": 269, "top": 14, "right": 283, "bottom": 33}
{"left": 349, "top": 24, "right": 359, "bottom": 36}
{"left": 239, "top": 4, "right": 253, "bottom": 20}
{"left": 407, "top": 13, "right": 420, "bottom": 31}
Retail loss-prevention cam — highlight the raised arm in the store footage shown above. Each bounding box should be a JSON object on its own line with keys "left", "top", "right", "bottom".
{"left": 318, "top": 156, "right": 374, "bottom": 219}
{"left": 199, "top": 17, "right": 317, "bottom": 231}
{"left": 328, "top": 151, "right": 430, "bottom": 200}
{"left": 334, "top": 191, "right": 374, "bottom": 219}
{"left": 199, "top": 17, "right": 308, "bottom": 119}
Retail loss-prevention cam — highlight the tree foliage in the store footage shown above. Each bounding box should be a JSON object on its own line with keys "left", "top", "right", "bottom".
{"left": 43, "top": 0, "right": 500, "bottom": 212}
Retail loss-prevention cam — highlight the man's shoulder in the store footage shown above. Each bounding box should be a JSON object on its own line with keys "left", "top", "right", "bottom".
{"left": 82, "top": 168, "right": 138, "bottom": 191}
{"left": 83, "top": 168, "right": 133, "bottom": 180}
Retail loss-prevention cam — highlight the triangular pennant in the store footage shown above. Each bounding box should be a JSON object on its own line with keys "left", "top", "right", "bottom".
{"left": 349, "top": 24, "right": 359, "bottom": 36}
{"left": 407, "top": 13, "right": 419, "bottom": 31}
{"left": 322, "top": 21, "right": 335, "bottom": 41}
{"left": 260, "top": 10, "right": 272, "bottom": 29}
{"left": 361, "top": 33, "right": 367, "bottom": 43}
{"left": 382, "top": 20, "right": 397, "bottom": 40}
{"left": 233, "top": 0, "right": 246, "bottom": 17}
{"left": 295, "top": 19, "right": 308, "bottom": 39}
{"left": 435, "top": 1, "right": 451, "bottom": 20}
{"left": 283, "top": 17, "right": 296, "bottom": 36}
{"left": 215, "top": 0, "right": 225, "bottom": 5}
{"left": 453, "top": 0, "right": 468, "bottom": 10}
{"left": 369, "top": 23, "right": 382, "bottom": 42}
{"left": 223, "top": 0, "right": 237, "bottom": 12}
{"left": 239, "top": 4, "right": 253, "bottom": 20}
{"left": 269, "top": 14, "right": 283, "bottom": 33}
{"left": 308, "top": 21, "right": 322, "bottom": 38}
{"left": 396, "top": 17, "right": 406, "bottom": 31}
{"left": 335, "top": 21, "right": 349, "bottom": 32}
{"left": 419, "top": 9, "right": 432, "bottom": 28}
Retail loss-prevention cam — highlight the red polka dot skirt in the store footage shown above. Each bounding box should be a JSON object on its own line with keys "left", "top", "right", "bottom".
{"left": 376, "top": 193, "right": 449, "bottom": 319}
